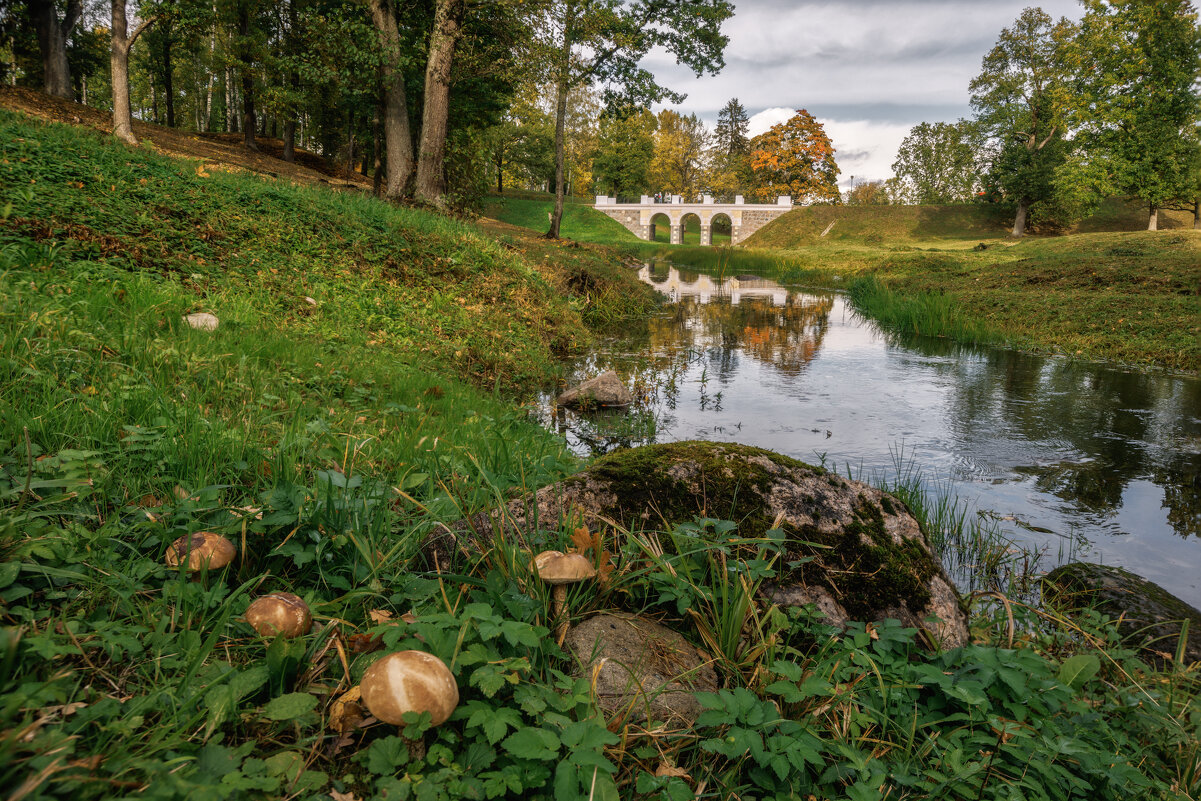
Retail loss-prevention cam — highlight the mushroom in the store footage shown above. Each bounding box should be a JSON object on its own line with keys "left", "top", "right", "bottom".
{"left": 533, "top": 550, "right": 596, "bottom": 645}
{"left": 329, "top": 685, "right": 365, "bottom": 733}
{"left": 165, "top": 532, "right": 236, "bottom": 572}
{"left": 360, "top": 650, "right": 459, "bottom": 761}
{"left": 246, "top": 592, "right": 312, "bottom": 638}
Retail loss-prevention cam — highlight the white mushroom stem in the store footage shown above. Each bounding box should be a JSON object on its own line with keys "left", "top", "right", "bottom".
{"left": 553, "top": 585, "right": 569, "bottom": 645}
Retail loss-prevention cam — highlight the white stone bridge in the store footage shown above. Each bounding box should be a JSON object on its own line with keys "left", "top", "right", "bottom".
{"left": 593, "top": 194, "right": 794, "bottom": 245}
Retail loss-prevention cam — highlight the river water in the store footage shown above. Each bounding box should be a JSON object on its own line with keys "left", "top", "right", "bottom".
{"left": 538, "top": 261, "right": 1201, "bottom": 607}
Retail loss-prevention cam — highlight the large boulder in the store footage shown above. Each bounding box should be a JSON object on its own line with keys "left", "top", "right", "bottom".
{"left": 1044, "top": 563, "right": 1201, "bottom": 666}
{"left": 448, "top": 441, "right": 968, "bottom": 649}
{"left": 566, "top": 613, "right": 717, "bottom": 728}
{"left": 556, "top": 371, "right": 632, "bottom": 408}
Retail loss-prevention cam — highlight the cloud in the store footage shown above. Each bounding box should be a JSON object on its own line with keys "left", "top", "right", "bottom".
{"left": 646, "top": 1, "right": 1082, "bottom": 192}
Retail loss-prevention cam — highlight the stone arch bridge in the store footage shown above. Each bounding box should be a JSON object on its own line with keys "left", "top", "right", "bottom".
{"left": 593, "top": 194, "right": 793, "bottom": 245}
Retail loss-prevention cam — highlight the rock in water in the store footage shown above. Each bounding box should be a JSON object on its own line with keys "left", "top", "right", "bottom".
{"left": 183, "top": 312, "right": 219, "bottom": 331}
{"left": 1044, "top": 563, "right": 1201, "bottom": 666}
{"left": 566, "top": 613, "right": 717, "bottom": 728}
{"left": 556, "top": 371, "right": 633, "bottom": 408}
{"left": 447, "top": 441, "right": 968, "bottom": 649}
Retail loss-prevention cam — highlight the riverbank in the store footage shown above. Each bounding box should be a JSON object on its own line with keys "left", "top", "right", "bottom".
{"left": 484, "top": 195, "right": 1200, "bottom": 373}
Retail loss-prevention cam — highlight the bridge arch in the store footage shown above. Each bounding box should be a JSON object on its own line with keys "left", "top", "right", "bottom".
{"left": 680, "top": 212, "right": 702, "bottom": 246}
{"left": 649, "top": 211, "right": 672, "bottom": 244}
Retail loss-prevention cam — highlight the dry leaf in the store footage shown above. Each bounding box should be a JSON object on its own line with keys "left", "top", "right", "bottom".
{"left": 569, "top": 526, "right": 592, "bottom": 554}
{"left": 655, "top": 762, "right": 691, "bottom": 780}
{"left": 330, "top": 790, "right": 360, "bottom": 801}
{"left": 368, "top": 609, "right": 393, "bottom": 624}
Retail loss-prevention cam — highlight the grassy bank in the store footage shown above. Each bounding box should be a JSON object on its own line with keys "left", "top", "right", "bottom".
{"left": 480, "top": 194, "right": 641, "bottom": 245}
{"left": 2, "top": 109, "right": 1199, "bottom": 800}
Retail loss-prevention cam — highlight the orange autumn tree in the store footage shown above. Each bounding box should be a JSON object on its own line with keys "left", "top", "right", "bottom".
{"left": 749, "top": 110, "right": 841, "bottom": 203}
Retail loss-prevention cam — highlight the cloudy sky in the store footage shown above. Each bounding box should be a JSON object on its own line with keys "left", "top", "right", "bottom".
{"left": 645, "top": 0, "right": 1083, "bottom": 190}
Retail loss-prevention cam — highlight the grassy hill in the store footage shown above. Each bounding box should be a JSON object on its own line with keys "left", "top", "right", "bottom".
{"left": 480, "top": 194, "right": 642, "bottom": 245}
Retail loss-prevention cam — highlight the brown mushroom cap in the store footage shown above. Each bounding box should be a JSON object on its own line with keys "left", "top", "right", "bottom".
{"left": 533, "top": 550, "right": 597, "bottom": 585}
{"left": 165, "top": 532, "right": 236, "bottom": 571}
{"left": 246, "top": 592, "right": 312, "bottom": 638}
{"left": 360, "top": 650, "right": 459, "bottom": 727}
{"left": 329, "top": 685, "right": 364, "bottom": 733}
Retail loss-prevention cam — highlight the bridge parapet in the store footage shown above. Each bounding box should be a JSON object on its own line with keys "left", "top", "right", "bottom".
{"left": 591, "top": 196, "right": 794, "bottom": 245}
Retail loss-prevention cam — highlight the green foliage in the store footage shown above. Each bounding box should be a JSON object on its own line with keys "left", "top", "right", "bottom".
{"left": 891, "top": 120, "right": 982, "bottom": 204}
{"left": 1072, "top": 0, "right": 1201, "bottom": 221}
{"left": 592, "top": 108, "right": 656, "bottom": 198}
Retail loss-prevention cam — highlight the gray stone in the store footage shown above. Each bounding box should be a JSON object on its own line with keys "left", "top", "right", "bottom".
{"left": 183, "top": 312, "right": 219, "bottom": 331}
{"left": 556, "top": 371, "right": 633, "bottom": 409}
{"left": 566, "top": 613, "right": 717, "bottom": 728}
{"left": 443, "top": 441, "right": 968, "bottom": 649}
{"left": 1044, "top": 563, "right": 1201, "bottom": 666}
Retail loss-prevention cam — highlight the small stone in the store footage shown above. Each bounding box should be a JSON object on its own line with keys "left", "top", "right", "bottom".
{"left": 567, "top": 613, "right": 717, "bottom": 728}
{"left": 183, "top": 312, "right": 219, "bottom": 331}
{"left": 1044, "top": 563, "right": 1201, "bottom": 666}
{"left": 556, "top": 371, "right": 633, "bottom": 408}
{"left": 304, "top": 297, "right": 317, "bottom": 307}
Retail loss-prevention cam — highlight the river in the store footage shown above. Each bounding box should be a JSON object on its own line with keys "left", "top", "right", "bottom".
{"left": 538, "top": 260, "right": 1201, "bottom": 607}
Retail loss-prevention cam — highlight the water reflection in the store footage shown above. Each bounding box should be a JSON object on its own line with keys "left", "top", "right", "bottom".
{"left": 538, "top": 263, "right": 1201, "bottom": 605}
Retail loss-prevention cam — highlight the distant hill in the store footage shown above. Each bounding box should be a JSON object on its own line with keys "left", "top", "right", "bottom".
{"left": 745, "top": 199, "right": 1196, "bottom": 249}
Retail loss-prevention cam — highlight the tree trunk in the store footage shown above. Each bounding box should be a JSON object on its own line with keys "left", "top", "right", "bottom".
{"left": 413, "top": 0, "right": 465, "bottom": 208}
{"left": 110, "top": 0, "right": 137, "bottom": 144}
{"left": 224, "top": 65, "right": 236, "bottom": 132}
{"left": 238, "top": 0, "right": 256, "bottom": 150}
{"left": 1011, "top": 198, "right": 1029, "bottom": 238}
{"left": 282, "top": 0, "right": 298, "bottom": 162}
{"left": 372, "top": 84, "right": 384, "bottom": 197}
{"left": 163, "top": 23, "right": 175, "bottom": 127}
{"left": 369, "top": 0, "right": 414, "bottom": 200}
{"left": 1147, "top": 204, "right": 1158, "bottom": 231}
{"left": 1193, "top": 198, "right": 1199, "bottom": 230}
{"left": 496, "top": 148, "right": 503, "bottom": 194}
{"left": 28, "top": 0, "right": 80, "bottom": 99}
{"left": 547, "top": 2, "right": 575, "bottom": 239}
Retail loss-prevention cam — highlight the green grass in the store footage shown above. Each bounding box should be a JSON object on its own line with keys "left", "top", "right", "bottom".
{"left": 746, "top": 199, "right": 1196, "bottom": 249}
{"left": 1, "top": 109, "right": 1199, "bottom": 800}
{"left": 480, "top": 194, "right": 642, "bottom": 245}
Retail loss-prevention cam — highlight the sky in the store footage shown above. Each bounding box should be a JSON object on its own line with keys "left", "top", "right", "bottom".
{"left": 644, "top": 0, "right": 1083, "bottom": 190}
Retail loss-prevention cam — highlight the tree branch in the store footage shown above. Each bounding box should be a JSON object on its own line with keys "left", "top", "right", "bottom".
{"left": 1036, "top": 125, "right": 1057, "bottom": 151}
{"left": 63, "top": 0, "right": 84, "bottom": 32}
{"left": 128, "top": 14, "right": 160, "bottom": 48}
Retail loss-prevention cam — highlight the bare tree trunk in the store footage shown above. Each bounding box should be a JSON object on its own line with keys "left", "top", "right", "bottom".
{"left": 224, "top": 65, "right": 236, "bottom": 131}
{"left": 163, "top": 23, "right": 175, "bottom": 127}
{"left": 238, "top": 0, "right": 256, "bottom": 149}
{"left": 547, "top": 1, "right": 575, "bottom": 238}
{"left": 1147, "top": 204, "right": 1158, "bottom": 231}
{"left": 413, "top": 0, "right": 465, "bottom": 208}
{"left": 282, "top": 0, "right": 298, "bottom": 162}
{"left": 28, "top": 0, "right": 81, "bottom": 99}
{"left": 110, "top": 0, "right": 154, "bottom": 145}
{"left": 1011, "top": 199, "right": 1029, "bottom": 238}
{"left": 1193, "top": 198, "right": 1199, "bottom": 230}
{"left": 372, "top": 83, "right": 384, "bottom": 197}
{"left": 369, "top": 0, "right": 414, "bottom": 200}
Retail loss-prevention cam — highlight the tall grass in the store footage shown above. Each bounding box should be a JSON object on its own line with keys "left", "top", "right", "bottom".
{"left": 847, "top": 274, "right": 999, "bottom": 346}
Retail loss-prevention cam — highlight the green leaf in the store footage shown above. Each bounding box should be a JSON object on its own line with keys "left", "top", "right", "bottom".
{"left": 501, "top": 727, "right": 561, "bottom": 761}
{"left": 0, "top": 562, "right": 19, "bottom": 589}
{"left": 262, "top": 692, "right": 317, "bottom": 721}
{"left": 1058, "top": 654, "right": 1100, "bottom": 689}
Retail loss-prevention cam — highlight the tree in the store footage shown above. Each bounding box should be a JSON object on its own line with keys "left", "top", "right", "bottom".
{"left": 649, "top": 108, "right": 709, "bottom": 198}
{"left": 970, "top": 7, "right": 1075, "bottom": 236}
{"left": 592, "top": 106, "right": 655, "bottom": 197}
{"left": 540, "top": 0, "right": 733, "bottom": 238}
{"left": 713, "top": 97, "right": 748, "bottom": 158}
{"left": 845, "top": 179, "right": 890, "bottom": 205}
{"left": 890, "top": 120, "right": 980, "bottom": 204}
{"left": 1073, "top": 0, "right": 1201, "bottom": 230}
{"left": 367, "top": 0, "right": 414, "bottom": 200}
{"left": 110, "top": 0, "right": 159, "bottom": 145}
{"left": 26, "top": 0, "right": 82, "bottom": 97}
{"left": 748, "top": 109, "right": 839, "bottom": 203}
{"left": 413, "top": 0, "right": 465, "bottom": 208}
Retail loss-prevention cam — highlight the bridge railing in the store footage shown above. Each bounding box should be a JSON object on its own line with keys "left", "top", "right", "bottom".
{"left": 594, "top": 194, "right": 794, "bottom": 207}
